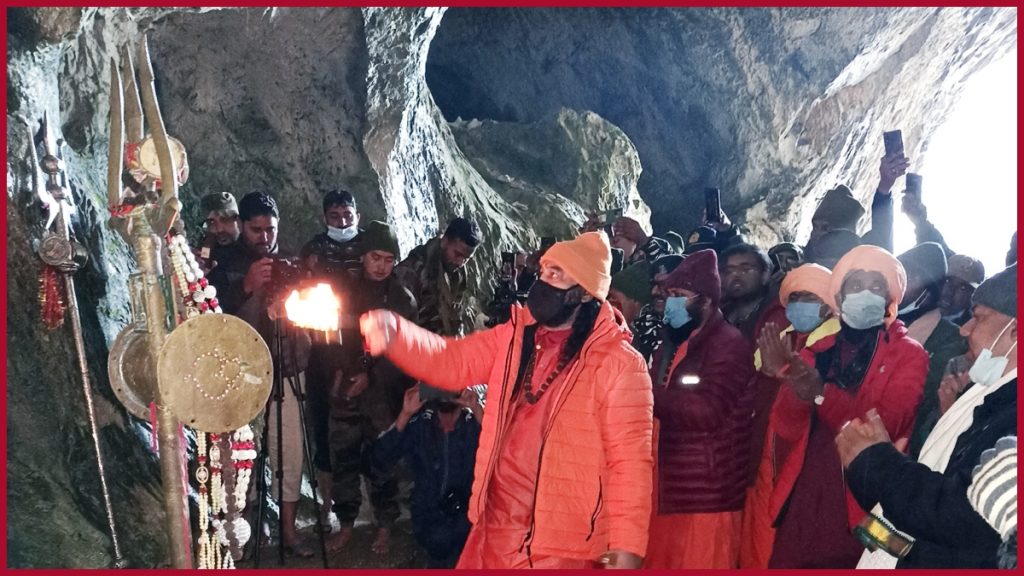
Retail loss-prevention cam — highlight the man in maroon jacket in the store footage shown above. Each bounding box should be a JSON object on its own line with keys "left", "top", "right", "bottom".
{"left": 645, "top": 249, "right": 755, "bottom": 569}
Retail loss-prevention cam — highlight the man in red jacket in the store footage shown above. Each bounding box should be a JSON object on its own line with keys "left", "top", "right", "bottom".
{"left": 645, "top": 249, "right": 755, "bottom": 569}
{"left": 360, "top": 232, "right": 653, "bottom": 569}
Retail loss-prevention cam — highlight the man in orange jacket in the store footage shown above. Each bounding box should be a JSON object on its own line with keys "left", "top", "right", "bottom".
{"left": 360, "top": 231, "right": 654, "bottom": 568}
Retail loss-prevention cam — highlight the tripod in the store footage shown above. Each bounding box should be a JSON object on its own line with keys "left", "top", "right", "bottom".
{"left": 253, "top": 315, "right": 330, "bottom": 568}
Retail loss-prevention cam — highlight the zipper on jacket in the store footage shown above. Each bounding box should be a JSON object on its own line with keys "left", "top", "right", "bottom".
{"left": 519, "top": 335, "right": 599, "bottom": 559}
{"left": 585, "top": 476, "right": 604, "bottom": 541}
{"left": 440, "top": 432, "right": 450, "bottom": 500}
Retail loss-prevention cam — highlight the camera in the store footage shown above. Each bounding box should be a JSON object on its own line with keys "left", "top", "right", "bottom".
{"left": 269, "top": 256, "right": 305, "bottom": 294}
{"left": 485, "top": 251, "right": 532, "bottom": 327}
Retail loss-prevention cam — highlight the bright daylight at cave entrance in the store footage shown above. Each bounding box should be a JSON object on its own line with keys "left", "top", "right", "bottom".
{"left": 6, "top": 6, "right": 1019, "bottom": 570}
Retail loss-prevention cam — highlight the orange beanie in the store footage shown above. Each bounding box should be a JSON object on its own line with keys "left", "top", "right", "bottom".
{"left": 780, "top": 263, "right": 836, "bottom": 312}
{"left": 541, "top": 232, "right": 612, "bottom": 300}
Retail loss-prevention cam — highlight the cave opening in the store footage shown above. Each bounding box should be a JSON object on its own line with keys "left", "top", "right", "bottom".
{"left": 892, "top": 46, "right": 1018, "bottom": 273}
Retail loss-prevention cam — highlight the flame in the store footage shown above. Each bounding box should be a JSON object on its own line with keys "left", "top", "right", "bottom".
{"left": 284, "top": 283, "right": 340, "bottom": 332}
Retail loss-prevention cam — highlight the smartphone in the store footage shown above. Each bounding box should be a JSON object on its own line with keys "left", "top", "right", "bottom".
{"left": 905, "top": 173, "right": 923, "bottom": 197}
{"left": 610, "top": 248, "right": 624, "bottom": 276}
{"left": 419, "top": 384, "right": 458, "bottom": 404}
{"left": 704, "top": 188, "right": 722, "bottom": 223}
{"left": 500, "top": 251, "right": 516, "bottom": 280}
{"left": 883, "top": 130, "right": 904, "bottom": 157}
{"left": 602, "top": 207, "right": 623, "bottom": 226}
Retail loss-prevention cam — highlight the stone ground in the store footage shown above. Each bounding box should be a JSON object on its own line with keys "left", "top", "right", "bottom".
{"left": 238, "top": 477, "right": 430, "bottom": 569}
{"left": 239, "top": 519, "right": 428, "bottom": 570}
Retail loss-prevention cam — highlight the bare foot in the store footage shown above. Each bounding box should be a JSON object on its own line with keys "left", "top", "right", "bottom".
{"left": 326, "top": 527, "right": 352, "bottom": 553}
{"left": 371, "top": 527, "right": 391, "bottom": 555}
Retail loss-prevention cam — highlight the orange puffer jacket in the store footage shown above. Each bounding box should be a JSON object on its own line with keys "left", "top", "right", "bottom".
{"left": 385, "top": 301, "right": 654, "bottom": 560}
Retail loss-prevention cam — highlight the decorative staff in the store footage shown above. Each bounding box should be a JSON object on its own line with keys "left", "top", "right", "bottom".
{"left": 105, "top": 35, "right": 271, "bottom": 569}
{"left": 32, "top": 112, "right": 126, "bottom": 569}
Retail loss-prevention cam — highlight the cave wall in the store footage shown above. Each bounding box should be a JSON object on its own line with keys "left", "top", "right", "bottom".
{"left": 427, "top": 7, "right": 1017, "bottom": 245}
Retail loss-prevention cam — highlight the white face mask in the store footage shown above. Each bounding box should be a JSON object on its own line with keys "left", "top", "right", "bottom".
{"left": 968, "top": 319, "right": 1017, "bottom": 386}
{"left": 898, "top": 289, "right": 930, "bottom": 317}
{"left": 327, "top": 225, "right": 358, "bottom": 244}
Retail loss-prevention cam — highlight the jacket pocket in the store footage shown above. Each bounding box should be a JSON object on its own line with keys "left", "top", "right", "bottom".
{"left": 585, "top": 476, "right": 604, "bottom": 541}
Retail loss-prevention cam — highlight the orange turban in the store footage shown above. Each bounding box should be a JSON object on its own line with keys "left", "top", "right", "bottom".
{"left": 779, "top": 263, "right": 835, "bottom": 312}
{"left": 541, "top": 231, "right": 612, "bottom": 300}
{"left": 830, "top": 245, "right": 907, "bottom": 326}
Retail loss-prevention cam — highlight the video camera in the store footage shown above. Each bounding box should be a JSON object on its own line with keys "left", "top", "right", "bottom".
{"left": 485, "top": 250, "right": 533, "bottom": 328}
{"left": 268, "top": 256, "right": 306, "bottom": 296}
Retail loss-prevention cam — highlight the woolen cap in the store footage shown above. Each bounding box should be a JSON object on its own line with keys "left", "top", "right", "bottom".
{"left": 897, "top": 242, "right": 948, "bottom": 287}
{"left": 947, "top": 254, "right": 986, "bottom": 288}
{"left": 972, "top": 263, "right": 1017, "bottom": 318}
{"left": 200, "top": 191, "right": 238, "bottom": 216}
{"left": 812, "top": 185, "right": 865, "bottom": 230}
{"left": 610, "top": 261, "right": 652, "bottom": 305}
{"left": 662, "top": 249, "right": 721, "bottom": 307}
{"left": 361, "top": 220, "right": 400, "bottom": 257}
{"left": 541, "top": 231, "right": 613, "bottom": 300}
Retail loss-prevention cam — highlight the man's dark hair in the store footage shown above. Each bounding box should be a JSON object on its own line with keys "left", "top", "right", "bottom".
{"left": 322, "top": 189, "right": 357, "bottom": 213}
{"left": 720, "top": 243, "right": 771, "bottom": 273}
{"left": 238, "top": 191, "right": 279, "bottom": 222}
{"left": 443, "top": 217, "right": 482, "bottom": 248}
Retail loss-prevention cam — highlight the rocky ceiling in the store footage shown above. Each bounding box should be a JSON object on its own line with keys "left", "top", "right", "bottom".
{"left": 5, "top": 6, "right": 1016, "bottom": 567}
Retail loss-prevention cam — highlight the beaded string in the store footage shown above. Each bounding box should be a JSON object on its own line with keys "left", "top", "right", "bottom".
{"left": 522, "top": 343, "right": 572, "bottom": 405}
{"left": 195, "top": 432, "right": 214, "bottom": 569}
{"left": 166, "top": 232, "right": 221, "bottom": 320}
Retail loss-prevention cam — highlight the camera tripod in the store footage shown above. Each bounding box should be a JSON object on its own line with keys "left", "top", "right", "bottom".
{"left": 253, "top": 315, "right": 330, "bottom": 568}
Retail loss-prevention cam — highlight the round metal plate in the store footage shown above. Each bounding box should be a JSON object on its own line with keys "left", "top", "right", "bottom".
{"left": 157, "top": 314, "right": 272, "bottom": 432}
{"left": 134, "top": 135, "right": 190, "bottom": 185}
{"left": 108, "top": 326, "right": 158, "bottom": 420}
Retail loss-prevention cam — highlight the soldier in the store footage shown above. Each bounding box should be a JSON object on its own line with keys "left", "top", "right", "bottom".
{"left": 394, "top": 217, "right": 481, "bottom": 337}
{"left": 327, "top": 221, "right": 418, "bottom": 555}
{"left": 300, "top": 189, "right": 364, "bottom": 526}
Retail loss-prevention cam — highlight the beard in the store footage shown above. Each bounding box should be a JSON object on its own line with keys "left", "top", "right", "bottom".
{"left": 666, "top": 306, "right": 703, "bottom": 344}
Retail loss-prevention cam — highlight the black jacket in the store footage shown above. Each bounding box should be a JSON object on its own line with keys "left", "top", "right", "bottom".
{"left": 373, "top": 408, "right": 480, "bottom": 559}
{"left": 846, "top": 377, "right": 1017, "bottom": 568}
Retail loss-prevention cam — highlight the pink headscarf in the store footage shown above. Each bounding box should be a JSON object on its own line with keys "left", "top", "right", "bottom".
{"left": 830, "top": 245, "right": 907, "bottom": 327}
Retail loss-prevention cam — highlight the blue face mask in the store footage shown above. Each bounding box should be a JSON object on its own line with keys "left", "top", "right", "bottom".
{"left": 664, "top": 296, "right": 691, "bottom": 328}
{"left": 841, "top": 290, "right": 887, "bottom": 330}
{"left": 786, "top": 301, "right": 825, "bottom": 333}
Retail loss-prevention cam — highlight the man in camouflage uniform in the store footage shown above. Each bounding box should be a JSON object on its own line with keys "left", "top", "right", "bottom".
{"left": 394, "top": 217, "right": 482, "bottom": 337}
{"left": 327, "top": 221, "right": 418, "bottom": 555}
{"left": 300, "top": 189, "right": 364, "bottom": 526}
{"left": 632, "top": 254, "right": 685, "bottom": 365}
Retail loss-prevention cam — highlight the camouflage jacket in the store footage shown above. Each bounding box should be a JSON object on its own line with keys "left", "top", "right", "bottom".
{"left": 394, "top": 237, "right": 476, "bottom": 337}
{"left": 300, "top": 231, "right": 363, "bottom": 284}
{"left": 626, "top": 235, "right": 674, "bottom": 266}
{"left": 632, "top": 303, "right": 663, "bottom": 366}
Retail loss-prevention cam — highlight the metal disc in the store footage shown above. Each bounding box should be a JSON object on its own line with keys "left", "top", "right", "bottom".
{"left": 157, "top": 314, "right": 272, "bottom": 432}
{"left": 134, "top": 135, "right": 190, "bottom": 185}
{"left": 108, "top": 326, "right": 158, "bottom": 420}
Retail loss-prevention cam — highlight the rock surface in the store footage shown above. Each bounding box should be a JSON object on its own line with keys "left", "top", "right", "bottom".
{"left": 5, "top": 6, "right": 1015, "bottom": 568}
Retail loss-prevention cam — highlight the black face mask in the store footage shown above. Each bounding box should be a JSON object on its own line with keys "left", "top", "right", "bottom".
{"left": 527, "top": 280, "right": 583, "bottom": 326}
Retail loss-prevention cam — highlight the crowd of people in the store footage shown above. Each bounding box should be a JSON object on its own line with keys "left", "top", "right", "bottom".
{"left": 194, "top": 147, "right": 1017, "bottom": 569}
